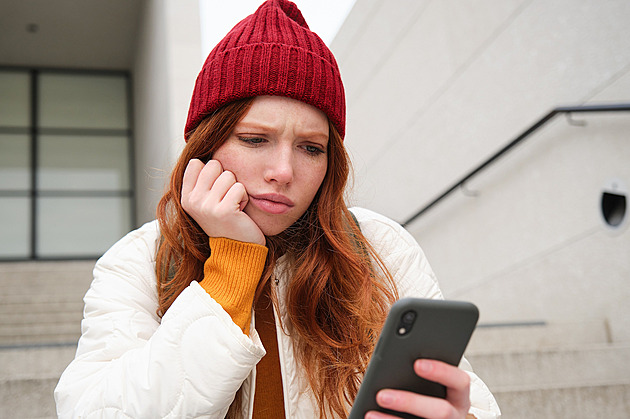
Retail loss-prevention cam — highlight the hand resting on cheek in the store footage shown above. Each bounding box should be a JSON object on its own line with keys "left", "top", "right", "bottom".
{"left": 181, "top": 159, "right": 266, "bottom": 246}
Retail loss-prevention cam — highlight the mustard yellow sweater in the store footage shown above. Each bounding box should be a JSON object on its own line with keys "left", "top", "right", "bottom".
{"left": 199, "top": 237, "right": 285, "bottom": 418}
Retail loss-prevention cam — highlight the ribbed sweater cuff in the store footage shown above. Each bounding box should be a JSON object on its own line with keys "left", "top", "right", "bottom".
{"left": 200, "top": 237, "right": 268, "bottom": 334}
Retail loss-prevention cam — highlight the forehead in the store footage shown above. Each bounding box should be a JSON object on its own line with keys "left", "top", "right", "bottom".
{"left": 239, "top": 96, "right": 329, "bottom": 134}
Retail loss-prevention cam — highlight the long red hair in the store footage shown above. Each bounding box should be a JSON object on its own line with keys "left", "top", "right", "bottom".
{"left": 155, "top": 98, "right": 397, "bottom": 418}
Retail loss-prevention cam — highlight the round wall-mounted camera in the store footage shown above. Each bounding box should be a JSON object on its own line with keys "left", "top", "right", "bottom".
{"left": 600, "top": 178, "right": 627, "bottom": 229}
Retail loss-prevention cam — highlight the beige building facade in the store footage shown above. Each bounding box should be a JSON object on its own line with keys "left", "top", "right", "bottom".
{"left": 331, "top": 1, "right": 630, "bottom": 415}
{"left": 333, "top": 0, "right": 630, "bottom": 336}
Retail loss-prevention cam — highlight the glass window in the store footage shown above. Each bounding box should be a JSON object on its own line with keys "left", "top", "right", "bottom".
{"left": 36, "top": 197, "right": 132, "bottom": 258}
{"left": 0, "top": 198, "right": 30, "bottom": 259}
{"left": 39, "top": 73, "right": 129, "bottom": 130}
{"left": 0, "top": 71, "right": 30, "bottom": 127}
{"left": 0, "top": 69, "right": 133, "bottom": 259}
{"left": 38, "top": 135, "right": 130, "bottom": 191}
{"left": 0, "top": 134, "right": 30, "bottom": 190}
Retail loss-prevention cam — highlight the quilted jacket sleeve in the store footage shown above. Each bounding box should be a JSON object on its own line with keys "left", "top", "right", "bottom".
{"left": 54, "top": 221, "right": 265, "bottom": 418}
{"left": 352, "top": 208, "right": 501, "bottom": 419}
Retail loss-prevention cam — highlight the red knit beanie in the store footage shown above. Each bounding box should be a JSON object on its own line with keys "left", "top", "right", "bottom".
{"left": 184, "top": 0, "right": 346, "bottom": 140}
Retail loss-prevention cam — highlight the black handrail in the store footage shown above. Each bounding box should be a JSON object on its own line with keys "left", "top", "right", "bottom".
{"left": 401, "top": 103, "right": 630, "bottom": 227}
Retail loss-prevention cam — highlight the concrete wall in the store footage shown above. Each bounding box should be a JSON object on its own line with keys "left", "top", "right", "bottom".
{"left": 331, "top": 0, "right": 630, "bottom": 339}
{"left": 132, "top": 0, "right": 203, "bottom": 225}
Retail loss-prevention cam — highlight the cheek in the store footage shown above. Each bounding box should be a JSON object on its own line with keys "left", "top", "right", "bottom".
{"left": 212, "top": 147, "right": 251, "bottom": 179}
{"left": 302, "top": 165, "right": 327, "bottom": 202}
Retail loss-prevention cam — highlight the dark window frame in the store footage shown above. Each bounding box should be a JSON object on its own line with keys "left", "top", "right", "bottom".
{"left": 0, "top": 66, "right": 136, "bottom": 261}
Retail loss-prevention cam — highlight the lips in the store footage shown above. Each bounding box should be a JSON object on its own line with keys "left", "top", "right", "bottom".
{"left": 249, "top": 193, "right": 295, "bottom": 215}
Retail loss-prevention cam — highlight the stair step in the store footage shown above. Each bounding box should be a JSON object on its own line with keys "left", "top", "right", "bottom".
{"left": 467, "top": 319, "right": 611, "bottom": 353}
{"left": 0, "top": 260, "right": 95, "bottom": 280}
{"left": 0, "top": 301, "right": 84, "bottom": 314}
{"left": 0, "top": 311, "right": 82, "bottom": 326}
{"left": 466, "top": 343, "right": 630, "bottom": 391}
{"left": 0, "top": 324, "right": 80, "bottom": 345}
{"left": 0, "top": 287, "right": 89, "bottom": 300}
{"left": 0, "top": 346, "right": 77, "bottom": 380}
{"left": 0, "top": 262, "right": 89, "bottom": 348}
{"left": 0, "top": 345, "right": 78, "bottom": 419}
{"left": 0, "top": 377, "right": 59, "bottom": 418}
{"left": 493, "top": 382, "right": 630, "bottom": 418}
{"left": 0, "top": 291, "right": 85, "bottom": 311}
{"left": 0, "top": 273, "right": 92, "bottom": 285}
{"left": 0, "top": 334, "right": 79, "bottom": 346}
{"left": 0, "top": 326, "right": 80, "bottom": 339}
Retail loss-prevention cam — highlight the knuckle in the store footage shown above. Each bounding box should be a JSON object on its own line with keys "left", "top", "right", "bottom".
{"left": 184, "top": 159, "right": 196, "bottom": 171}
{"left": 182, "top": 195, "right": 206, "bottom": 216}
{"left": 185, "top": 159, "right": 202, "bottom": 177}
{"left": 432, "top": 402, "right": 453, "bottom": 419}
{"left": 399, "top": 393, "right": 415, "bottom": 412}
{"left": 180, "top": 195, "right": 192, "bottom": 211}
{"left": 208, "top": 160, "right": 224, "bottom": 174}
{"left": 205, "top": 159, "right": 220, "bottom": 169}
{"left": 220, "top": 170, "right": 236, "bottom": 183}
{"left": 461, "top": 372, "right": 471, "bottom": 389}
{"left": 232, "top": 182, "right": 245, "bottom": 193}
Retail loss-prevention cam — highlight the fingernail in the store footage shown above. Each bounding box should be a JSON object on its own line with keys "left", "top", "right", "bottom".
{"left": 417, "top": 359, "right": 433, "bottom": 373}
{"left": 377, "top": 390, "right": 394, "bottom": 406}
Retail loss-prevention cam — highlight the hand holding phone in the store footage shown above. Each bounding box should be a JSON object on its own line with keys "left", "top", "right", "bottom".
{"left": 181, "top": 159, "right": 265, "bottom": 245}
{"left": 349, "top": 298, "right": 479, "bottom": 419}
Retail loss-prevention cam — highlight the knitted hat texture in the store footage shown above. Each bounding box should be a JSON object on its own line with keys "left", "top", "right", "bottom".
{"left": 184, "top": 0, "right": 346, "bottom": 139}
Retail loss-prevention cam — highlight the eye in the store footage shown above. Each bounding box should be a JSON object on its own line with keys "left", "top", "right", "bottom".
{"left": 302, "top": 144, "right": 326, "bottom": 156}
{"left": 238, "top": 136, "right": 266, "bottom": 146}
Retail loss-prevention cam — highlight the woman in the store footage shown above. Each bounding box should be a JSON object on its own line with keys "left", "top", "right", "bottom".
{"left": 55, "top": 1, "right": 500, "bottom": 418}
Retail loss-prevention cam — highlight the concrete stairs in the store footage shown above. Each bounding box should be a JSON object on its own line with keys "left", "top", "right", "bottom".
{"left": 465, "top": 320, "right": 630, "bottom": 418}
{"left": 0, "top": 261, "right": 95, "bottom": 419}
{"left": 2, "top": 260, "right": 629, "bottom": 418}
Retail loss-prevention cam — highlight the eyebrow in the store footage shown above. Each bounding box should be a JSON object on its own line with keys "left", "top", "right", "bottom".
{"left": 235, "top": 120, "right": 276, "bottom": 132}
{"left": 235, "top": 120, "right": 329, "bottom": 141}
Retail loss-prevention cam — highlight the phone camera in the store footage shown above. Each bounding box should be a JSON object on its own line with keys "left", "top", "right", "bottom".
{"left": 402, "top": 311, "right": 416, "bottom": 324}
{"left": 397, "top": 310, "right": 417, "bottom": 336}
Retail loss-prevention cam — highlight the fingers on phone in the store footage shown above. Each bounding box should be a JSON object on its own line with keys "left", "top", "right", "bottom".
{"left": 414, "top": 359, "right": 472, "bottom": 412}
{"left": 414, "top": 360, "right": 470, "bottom": 391}
{"left": 364, "top": 409, "right": 400, "bottom": 419}
{"left": 374, "top": 389, "right": 449, "bottom": 419}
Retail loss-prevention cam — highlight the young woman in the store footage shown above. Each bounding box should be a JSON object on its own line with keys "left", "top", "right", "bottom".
{"left": 55, "top": 1, "right": 500, "bottom": 418}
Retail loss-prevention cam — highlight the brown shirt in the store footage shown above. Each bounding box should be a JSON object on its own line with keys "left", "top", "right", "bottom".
{"left": 253, "top": 283, "right": 285, "bottom": 418}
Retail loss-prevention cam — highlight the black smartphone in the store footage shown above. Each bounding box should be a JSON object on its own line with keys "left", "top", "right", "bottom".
{"left": 349, "top": 298, "right": 479, "bottom": 419}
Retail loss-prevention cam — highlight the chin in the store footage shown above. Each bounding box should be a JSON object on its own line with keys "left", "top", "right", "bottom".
{"left": 252, "top": 216, "right": 294, "bottom": 238}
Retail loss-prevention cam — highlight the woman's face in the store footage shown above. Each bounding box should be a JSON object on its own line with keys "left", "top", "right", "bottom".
{"left": 212, "top": 95, "right": 329, "bottom": 236}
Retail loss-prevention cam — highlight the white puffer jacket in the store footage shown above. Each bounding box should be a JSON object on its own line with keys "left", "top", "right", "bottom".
{"left": 54, "top": 207, "right": 500, "bottom": 418}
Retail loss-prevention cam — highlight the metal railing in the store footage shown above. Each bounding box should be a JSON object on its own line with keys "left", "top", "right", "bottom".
{"left": 401, "top": 102, "right": 630, "bottom": 227}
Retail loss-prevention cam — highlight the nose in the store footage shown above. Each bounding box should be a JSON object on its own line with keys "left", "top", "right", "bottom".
{"left": 264, "top": 146, "right": 294, "bottom": 185}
